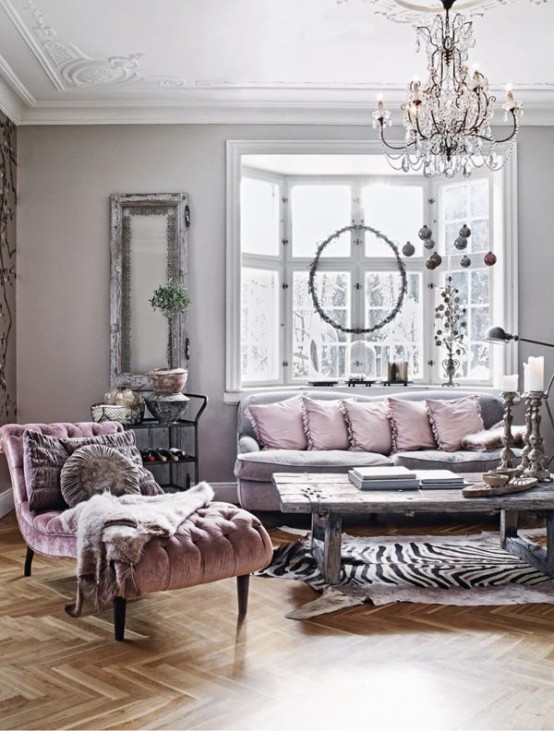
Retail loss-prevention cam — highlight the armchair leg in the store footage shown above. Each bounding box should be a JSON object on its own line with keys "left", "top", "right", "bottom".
{"left": 24, "top": 547, "right": 34, "bottom": 577}
{"left": 113, "top": 597, "right": 127, "bottom": 641}
{"left": 237, "top": 574, "right": 250, "bottom": 615}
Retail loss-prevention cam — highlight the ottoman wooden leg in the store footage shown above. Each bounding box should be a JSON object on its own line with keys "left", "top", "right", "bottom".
{"left": 113, "top": 597, "right": 127, "bottom": 641}
{"left": 24, "top": 547, "right": 34, "bottom": 577}
{"left": 237, "top": 574, "right": 250, "bottom": 615}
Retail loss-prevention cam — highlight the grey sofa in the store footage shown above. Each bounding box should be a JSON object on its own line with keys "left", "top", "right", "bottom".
{"left": 235, "top": 389, "right": 507, "bottom": 512}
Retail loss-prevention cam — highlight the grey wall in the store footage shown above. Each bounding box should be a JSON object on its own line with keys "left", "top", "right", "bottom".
{"left": 16, "top": 124, "right": 554, "bottom": 482}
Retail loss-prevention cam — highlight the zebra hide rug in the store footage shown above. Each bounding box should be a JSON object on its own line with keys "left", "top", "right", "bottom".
{"left": 258, "top": 531, "right": 554, "bottom": 620}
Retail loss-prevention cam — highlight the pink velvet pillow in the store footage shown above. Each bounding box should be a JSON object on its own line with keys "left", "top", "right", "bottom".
{"left": 302, "top": 396, "right": 349, "bottom": 450}
{"left": 426, "top": 397, "right": 485, "bottom": 452}
{"left": 246, "top": 395, "right": 308, "bottom": 450}
{"left": 341, "top": 400, "right": 392, "bottom": 455}
{"left": 387, "top": 398, "right": 436, "bottom": 452}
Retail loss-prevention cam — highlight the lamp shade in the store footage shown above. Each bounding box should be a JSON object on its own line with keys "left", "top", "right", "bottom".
{"left": 486, "top": 326, "right": 516, "bottom": 343}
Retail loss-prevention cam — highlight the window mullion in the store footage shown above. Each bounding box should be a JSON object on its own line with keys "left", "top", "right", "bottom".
{"left": 282, "top": 179, "right": 291, "bottom": 384}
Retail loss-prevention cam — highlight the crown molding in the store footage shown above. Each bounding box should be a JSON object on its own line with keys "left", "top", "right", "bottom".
{"left": 0, "top": 70, "right": 24, "bottom": 123}
{"left": 12, "top": 92, "right": 554, "bottom": 126}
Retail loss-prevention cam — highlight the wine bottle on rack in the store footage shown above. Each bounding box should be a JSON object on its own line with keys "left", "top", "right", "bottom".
{"left": 158, "top": 449, "right": 179, "bottom": 462}
{"left": 141, "top": 449, "right": 167, "bottom": 463}
{"left": 169, "top": 448, "right": 187, "bottom": 460}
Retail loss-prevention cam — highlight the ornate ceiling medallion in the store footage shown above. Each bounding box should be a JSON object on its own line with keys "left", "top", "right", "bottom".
{"left": 338, "top": 0, "right": 547, "bottom": 24}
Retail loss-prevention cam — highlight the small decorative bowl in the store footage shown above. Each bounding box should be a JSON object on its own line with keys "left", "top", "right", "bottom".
{"left": 91, "top": 402, "right": 145, "bottom": 425}
{"left": 482, "top": 472, "right": 510, "bottom": 488}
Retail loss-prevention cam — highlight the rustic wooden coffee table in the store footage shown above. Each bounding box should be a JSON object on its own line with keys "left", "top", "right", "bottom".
{"left": 273, "top": 472, "right": 554, "bottom": 585}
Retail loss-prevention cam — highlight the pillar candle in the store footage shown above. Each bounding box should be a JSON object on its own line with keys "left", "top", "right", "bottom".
{"left": 528, "top": 356, "right": 544, "bottom": 392}
{"left": 501, "top": 374, "right": 518, "bottom": 392}
{"left": 523, "top": 362, "right": 530, "bottom": 393}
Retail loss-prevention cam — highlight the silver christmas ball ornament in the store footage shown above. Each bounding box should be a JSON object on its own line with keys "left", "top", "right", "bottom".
{"left": 402, "top": 241, "right": 415, "bottom": 257}
{"left": 459, "top": 224, "right": 471, "bottom": 238}
{"left": 460, "top": 255, "right": 471, "bottom": 268}
{"left": 418, "top": 225, "right": 433, "bottom": 241}
{"left": 430, "top": 251, "right": 442, "bottom": 266}
{"left": 454, "top": 235, "right": 468, "bottom": 250}
{"left": 424, "top": 238, "right": 436, "bottom": 250}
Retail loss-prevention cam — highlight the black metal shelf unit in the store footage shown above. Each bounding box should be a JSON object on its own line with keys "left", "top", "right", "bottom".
{"left": 125, "top": 393, "right": 208, "bottom": 491}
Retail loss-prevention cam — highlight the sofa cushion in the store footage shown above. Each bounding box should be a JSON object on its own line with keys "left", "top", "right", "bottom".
{"left": 341, "top": 400, "right": 392, "bottom": 454}
{"left": 235, "top": 449, "right": 392, "bottom": 482}
{"left": 246, "top": 395, "right": 308, "bottom": 450}
{"left": 23, "top": 429, "right": 162, "bottom": 511}
{"left": 302, "top": 396, "right": 349, "bottom": 450}
{"left": 391, "top": 449, "right": 513, "bottom": 473}
{"left": 387, "top": 398, "right": 436, "bottom": 452}
{"left": 426, "top": 396, "right": 485, "bottom": 452}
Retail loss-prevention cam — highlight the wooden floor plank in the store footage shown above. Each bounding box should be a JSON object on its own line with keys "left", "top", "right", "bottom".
{"left": 2, "top": 510, "right": 554, "bottom": 730}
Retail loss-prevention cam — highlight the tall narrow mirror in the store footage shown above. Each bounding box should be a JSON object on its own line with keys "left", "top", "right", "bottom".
{"left": 110, "top": 193, "right": 190, "bottom": 389}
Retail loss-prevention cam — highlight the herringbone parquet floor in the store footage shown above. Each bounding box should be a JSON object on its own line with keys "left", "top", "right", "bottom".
{"left": 2, "top": 510, "right": 554, "bottom": 731}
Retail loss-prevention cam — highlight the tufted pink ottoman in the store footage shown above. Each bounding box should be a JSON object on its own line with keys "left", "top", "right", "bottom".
{"left": 0, "top": 422, "right": 273, "bottom": 641}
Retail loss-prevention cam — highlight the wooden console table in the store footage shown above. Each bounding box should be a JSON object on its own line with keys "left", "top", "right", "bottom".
{"left": 273, "top": 472, "right": 554, "bottom": 585}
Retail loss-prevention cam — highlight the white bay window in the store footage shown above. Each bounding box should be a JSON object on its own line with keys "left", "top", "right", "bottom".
{"left": 226, "top": 142, "right": 517, "bottom": 395}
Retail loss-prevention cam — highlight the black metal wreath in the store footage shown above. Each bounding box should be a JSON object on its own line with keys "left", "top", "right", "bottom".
{"left": 308, "top": 224, "right": 408, "bottom": 335}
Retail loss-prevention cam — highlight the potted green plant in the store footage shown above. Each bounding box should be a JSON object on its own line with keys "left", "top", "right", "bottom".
{"left": 147, "top": 283, "right": 191, "bottom": 421}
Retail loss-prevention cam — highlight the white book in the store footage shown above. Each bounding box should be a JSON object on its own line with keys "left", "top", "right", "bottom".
{"left": 419, "top": 481, "right": 470, "bottom": 490}
{"left": 350, "top": 466, "right": 417, "bottom": 481}
{"left": 349, "top": 471, "right": 419, "bottom": 491}
{"left": 415, "top": 470, "right": 466, "bottom": 484}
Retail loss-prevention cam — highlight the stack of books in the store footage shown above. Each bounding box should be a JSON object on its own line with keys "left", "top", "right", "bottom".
{"left": 348, "top": 466, "right": 419, "bottom": 491}
{"left": 415, "top": 470, "right": 469, "bottom": 490}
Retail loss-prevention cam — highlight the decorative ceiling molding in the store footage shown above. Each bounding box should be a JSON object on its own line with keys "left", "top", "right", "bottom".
{"left": 23, "top": 0, "right": 145, "bottom": 89}
{"left": 337, "top": 0, "right": 547, "bottom": 24}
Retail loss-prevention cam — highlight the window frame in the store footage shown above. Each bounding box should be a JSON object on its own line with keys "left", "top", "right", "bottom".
{"left": 226, "top": 140, "right": 518, "bottom": 396}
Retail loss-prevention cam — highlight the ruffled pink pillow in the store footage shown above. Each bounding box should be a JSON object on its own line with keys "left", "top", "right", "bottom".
{"left": 302, "top": 396, "right": 349, "bottom": 450}
{"left": 387, "top": 398, "right": 436, "bottom": 452}
{"left": 246, "top": 395, "right": 308, "bottom": 450}
{"left": 341, "top": 400, "right": 392, "bottom": 455}
{"left": 426, "top": 397, "right": 485, "bottom": 452}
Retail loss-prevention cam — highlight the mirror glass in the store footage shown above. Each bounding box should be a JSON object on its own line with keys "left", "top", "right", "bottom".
{"left": 111, "top": 193, "right": 189, "bottom": 389}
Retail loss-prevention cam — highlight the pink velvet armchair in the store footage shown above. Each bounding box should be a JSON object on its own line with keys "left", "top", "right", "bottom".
{"left": 0, "top": 422, "right": 273, "bottom": 641}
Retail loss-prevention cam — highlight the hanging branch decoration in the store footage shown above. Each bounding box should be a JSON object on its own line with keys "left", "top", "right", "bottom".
{"left": 0, "top": 116, "right": 16, "bottom": 421}
{"left": 308, "top": 224, "right": 408, "bottom": 335}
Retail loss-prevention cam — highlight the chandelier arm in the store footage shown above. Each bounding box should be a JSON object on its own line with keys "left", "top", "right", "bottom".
{"left": 378, "top": 122, "right": 417, "bottom": 152}
{"left": 414, "top": 111, "right": 431, "bottom": 141}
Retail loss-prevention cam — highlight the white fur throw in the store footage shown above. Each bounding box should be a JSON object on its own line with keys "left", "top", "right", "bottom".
{"left": 61, "top": 482, "right": 214, "bottom": 616}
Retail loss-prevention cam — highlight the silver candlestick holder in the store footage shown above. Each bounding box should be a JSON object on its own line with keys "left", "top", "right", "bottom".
{"left": 521, "top": 390, "right": 552, "bottom": 482}
{"left": 497, "top": 390, "right": 519, "bottom": 472}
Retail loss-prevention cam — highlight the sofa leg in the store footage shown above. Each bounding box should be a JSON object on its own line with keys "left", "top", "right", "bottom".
{"left": 237, "top": 574, "right": 250, "bottom": 615}
{"left": 113, "top": 597, "right": 127, "bottom": 641}
{"left": 24, "top": 547, "right": 34, "bottom": 577}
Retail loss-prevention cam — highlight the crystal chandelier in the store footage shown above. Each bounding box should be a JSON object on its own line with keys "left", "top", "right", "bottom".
{"left": 372, "top": 0, "right": 523, "bottom": 177}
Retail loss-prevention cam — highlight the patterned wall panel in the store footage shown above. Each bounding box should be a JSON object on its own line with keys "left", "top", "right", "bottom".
{"left": 0, "top": 112, "right": 16, "bottom": 422}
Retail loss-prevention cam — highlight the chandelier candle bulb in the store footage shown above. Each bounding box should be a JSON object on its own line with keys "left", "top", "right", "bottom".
{"left": 528, "top": 356, "right": 545, "bottom": 392}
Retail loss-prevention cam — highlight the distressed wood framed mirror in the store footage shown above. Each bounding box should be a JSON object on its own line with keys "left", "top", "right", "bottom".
{"left": 110, "top": 193, "right": 190, "bottom": 389}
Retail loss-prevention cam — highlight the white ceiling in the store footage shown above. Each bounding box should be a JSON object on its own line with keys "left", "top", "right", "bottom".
{"left": 0, "top": 0, "right": 552, "bottom": 124}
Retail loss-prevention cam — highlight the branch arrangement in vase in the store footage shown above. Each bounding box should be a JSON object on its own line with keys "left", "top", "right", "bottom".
{"left": 434, "top": 276, "right": 467, "bottom": 386}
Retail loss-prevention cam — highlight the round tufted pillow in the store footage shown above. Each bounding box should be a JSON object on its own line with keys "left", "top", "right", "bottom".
{"left": 60, "top": 444, "right": 141, "bottom": 506}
